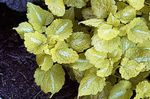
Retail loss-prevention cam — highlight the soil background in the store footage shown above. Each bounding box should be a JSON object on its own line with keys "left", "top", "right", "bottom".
{"left": 0, "top": 3, "right": 78, "bottom": 99}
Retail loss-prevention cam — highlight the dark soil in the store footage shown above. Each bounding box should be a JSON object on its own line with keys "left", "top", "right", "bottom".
{"left": 0, "top": 3, "right": 78, "bottom": 99}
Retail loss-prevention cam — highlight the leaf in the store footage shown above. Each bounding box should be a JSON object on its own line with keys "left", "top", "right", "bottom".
{"left": 119, "top": 58, "right": 145, "bottom": 80}
{"left": 107, "top": 13, "right": 120, "bottom": 26}
{"left": 118, "top": 24, "right": 128, "bottom": 36}
{"left": 94, "top": 59, "right": 111, "bottom": 69}
{"left": 79, "top": 82, "right": 112, "bottom": 99}
{"left": 51, "top": 41, "right": 79, "bottom": 64}
{"left": 125, "top": 48, "right": 139, "bottom": 59}
{"left": 47, "top": 37, "right": 57, "bottom": 47}
{"left": 96, "top": 59, "right": 113, "bottom": 77}
{"left": 45, "top": 0, "right": 65, "bottom": 16}
{"left": 115, "top": 6, "right": 136, "bottom": 24}
{"left": 125, "top": 47, "right": 150, "bottom": 71}
{"left": 13, "top": 22, "right": 34, "bottom": 39}
{"left": 116, "top": 1, "right": 128, "bottom": 11}
{"left": 120, "top": 37, "right": 136, "bottom": 54}
{"left": 63, "top": 7, "right": 75, "bottom": 21}
{"left": 95, "top": 82, "right": 112, "bottom": 99}
{"left": 82, "top": 7, "right": 96, "bottom": 20}
{"left": 127, "top": 0, "right": 145, "bottom": 10}
{"left": 36, "top": 54, "right": 53, "bottom": 71}
{"left": 140, "top": 4, "right": 150, "bottom": 15}
{"left": 108, "top": 80, "right": 133, "bottom": 99}
{"left": 78, "top": 72, "right": 106, "bottom": 96}
{"left": 27, "top": 3, "right": 54, "bottom": 33}
{"left": 44, "top": 37, "right": 57, "bottom": 55}
{"left": 67, "top": 32, "right": 91, "bottom": 52}
{"left": 79, "top": 18, "right": 104, "bottom": 27}
{"left": 73, "top": 69, "right": 84, "bottom": 83}
{"left": 134, "top": 80, "right": 150, "bottom": 99}
{"left": 34, "top": 64, "right": 65, "bottom": 94}
{"left": 46, "top": 19, "right": 73, "bottom": 41}
{"left": 137, "top": 40, "right": 150, "bottom": 50}
{"left": 24, "top": 32, "right": 47, "bottom": 54}
{"left": 91, "top": 0, "right": 117, "bottom": 18}
{"left": 127, "top": 18, "right": 150, "bottom": 43}
{"left": 85, "top": 47, "right": 107, "bottom": 66}
{"left": 91, "top": 34, "right": 121, "bottom": 52}
{"left": 108, "top": 48, "right": 122, "bottom": 63}
{"left": 64, "top": 0, "right": 86, "bottom": 8}
{"left": 97, "top": 23, "right": 120, "bottom": 40}
{"left": 70, "top": 54, "right": 94, "bottom": 71}
{"left": 73, "top": 20, "right": 91, "bottom": 33}
{"left": 143, "top": 14, "right": 150, "bottom": 30}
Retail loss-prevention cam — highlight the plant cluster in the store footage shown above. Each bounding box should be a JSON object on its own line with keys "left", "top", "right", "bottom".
{"left": 14, "top": 0, "right": 150, "bottom": 98}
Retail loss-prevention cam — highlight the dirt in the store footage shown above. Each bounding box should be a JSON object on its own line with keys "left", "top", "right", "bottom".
{"left": 0, "top": 3, "right": 78, "bottom": 99}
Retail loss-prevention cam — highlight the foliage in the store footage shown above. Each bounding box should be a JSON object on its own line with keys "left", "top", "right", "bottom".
{"left": 14, "top": 0, "right": 150, "bottom": 98}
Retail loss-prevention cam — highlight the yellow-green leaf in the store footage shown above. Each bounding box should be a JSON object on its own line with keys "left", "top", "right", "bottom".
{"left": 68, "top": 32, "right": 91, "bottom": 52}
{"left": 79, "top": 18, "right": 104, "bottom": 27}
{"left": 97, "top": 23, "right": 120, "bottom": 40}
{"left": 51, "top": 41, "right": 79, "bottom": 64}
{"left": 27, "top": 3, "right": 54, "bottom": 33}
{"left": 94, "top": 59, "right": 110, "bottom": 69}
{"left": 127, "top": 0, "right": 145, "bottom": 10}
{"left": 78, "top": 72, "right": 106, "bottom": 96}
{"left": 107, "top": 13, "right": 120, "bottom": 26}
{"left": 13, "top": 22, "right": 34, "bottom": 39}
{"left": 63, "top": 7, "right": 75, "bottom": 21}
{"left": 85, "top": 47, "right": 107, "bottom": 66}
{"left": 120, "top": 37, "right": 136, "bottom": 54}
{"left": 91, "top": 0, "right": 117, "bottom": 18}
{"left": 82, "top": 7, "right": 96, "bottom": 20}
{"left": 36, "top": 54, "right": 53, "bottom": 71}
{"left": 70, "top": 54, "right": 94, "bottom": 71}
{"left": 119, "top": 58, "right": 145, "bottom": 80}
{"left": 96, "top": 59, "right": 113, "bottom": 77}
{"left": 118, "top": 24, "right": 128, "bottom": 36}
{"left": 125, "top": 47, "right": 150, "bottom": 72}
{"left": 73, "top": 69, "right": 84, "bottom": 83}
{"left": 24, "top": 32, "right": 47, "bottom": 54}
{"left": 45, "top": 0, "right": 65, "bottom": 16}
{"left": 134, "top": 80, "right": 150, "bottom": 99}
{"left": 34, "top": 64, "right": 65, "bottom": 94}
{"left": 116, "top": 1, "right": 128, "bottom": 11}
{"left": 108, "top": 48, "right": 122, "bottom": 63}
{"left": 127, "top": 18, "right": 150, "bottom": 43}
{"left": 92, "top": 34, "right": 121, "bottom": 52}
{"left": 46, "top": 19, "right": 73, "bottom": 41}
{"left": 115, "top": 6, "right": 136, "bottom": 24}
{"left": 79, "top": 82, "right": 112, "bottom": 99}
{"left": 108, "top": 80, "right": 133, "bottom": 99}
{"left": 64, "top": 0, "right": 86, "bottom": 8}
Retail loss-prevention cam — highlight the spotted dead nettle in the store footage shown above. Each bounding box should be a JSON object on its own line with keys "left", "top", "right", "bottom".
{"left": 14, "top": 0, "right": 150, "bottom": 98}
